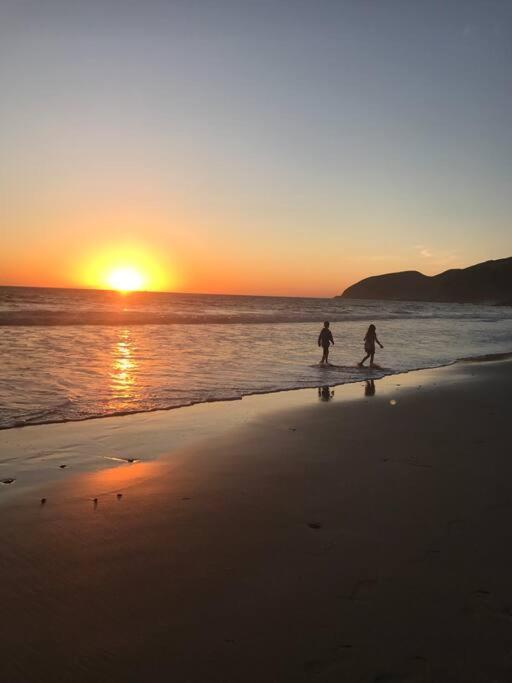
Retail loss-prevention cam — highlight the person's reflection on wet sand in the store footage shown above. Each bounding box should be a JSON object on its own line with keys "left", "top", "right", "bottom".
{"left": 364, "top": 379, "right": 376, "bottom": 397}
{"left": 318, "top": 385, "right": 334, "bottom": 401}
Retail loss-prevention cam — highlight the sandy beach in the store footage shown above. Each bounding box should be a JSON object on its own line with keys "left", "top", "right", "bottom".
{"left": 1, "top": 358, "right": 512, "bottom": 682}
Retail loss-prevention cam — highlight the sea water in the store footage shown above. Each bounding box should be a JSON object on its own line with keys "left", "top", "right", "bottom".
{"left": 1, "top": 286, "right": 512, "bottom": 430}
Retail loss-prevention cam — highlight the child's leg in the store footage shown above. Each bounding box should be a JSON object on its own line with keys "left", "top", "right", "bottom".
{"left": 325, "top": 347, "right": 329, "bottom": 364}
{"left": 358, "top": 353, "right": 370, "bottom": 366}
{"left": 369, "top": 351, "right": 375, "bottom": 367}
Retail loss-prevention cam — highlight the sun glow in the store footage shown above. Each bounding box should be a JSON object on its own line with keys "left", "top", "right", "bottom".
{"left": 81, "top": 244, "right": 175, "bottom": 293}
{"left": 107, "top": 267, "right": 144, "bottom": 292}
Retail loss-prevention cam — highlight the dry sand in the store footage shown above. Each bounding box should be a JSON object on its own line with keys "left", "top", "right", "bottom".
{"left": 1, "top": 359, "right": 512, "bottom": 682}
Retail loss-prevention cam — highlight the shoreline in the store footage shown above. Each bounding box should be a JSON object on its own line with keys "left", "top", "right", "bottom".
{"left": 3, "top": 349, "right": 512, "bottom": 435}
{"left": 1, "top": 358, "right": 512, "bottom": 680}
{"left": 1, "top": 354, "right": 507, "bottom": 503}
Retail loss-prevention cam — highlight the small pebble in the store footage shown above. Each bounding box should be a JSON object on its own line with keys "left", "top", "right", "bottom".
{"left": 59, "top": 464, "right": 67, "bottom": 469}
{"left": 389, "top": 399, "right": 397, "bottom": 406}
{"left": 40, "top": 498, "right": 46, "bottom": 505}
{"left": 117, "top": 493, "right": 123, "bottom": 500}
{"left": 308, "top": 522, "right": 322, "bottom": 530}
{"left": 1, "top": 478, "right": 15, "bottom": 485}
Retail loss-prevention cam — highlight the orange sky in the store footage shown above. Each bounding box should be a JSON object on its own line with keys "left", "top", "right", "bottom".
{"left": 1, "top": 201, "right": 370, "bottom": 296}
{"left": 2, "top": 2, "right": 510, "bottom": 297}
{"left": 0, "top": 203, "right": 493, "bottom": 297}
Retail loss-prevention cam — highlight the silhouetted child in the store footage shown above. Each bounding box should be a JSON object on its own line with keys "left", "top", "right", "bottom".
{"left": 318, "top": 321, "right": 334, "bottom": 365}
{"left": 358, "top": 324, "right": 383, "bottom": 368}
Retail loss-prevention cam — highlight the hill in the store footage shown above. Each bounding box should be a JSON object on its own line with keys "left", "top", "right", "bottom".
{"left": 339, "top": 257, "right": 512, "bottom": 305}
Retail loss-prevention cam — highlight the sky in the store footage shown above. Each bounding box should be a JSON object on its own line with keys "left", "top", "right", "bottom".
{"left": 1, "top": 0, "right": 511, "bottom": 296}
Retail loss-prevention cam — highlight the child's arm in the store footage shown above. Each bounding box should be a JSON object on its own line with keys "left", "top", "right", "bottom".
{"left": 376, "top": 335, "right": 383, "bottom": 348}
{"left": 329, "top": 331, "right": 334, "bottom": 345}
{"left": 318, "top": 332, "right": 322, "bottom": 346}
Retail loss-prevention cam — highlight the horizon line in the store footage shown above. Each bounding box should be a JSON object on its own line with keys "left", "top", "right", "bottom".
{"left": 0, "top": 283, "right": 338, "bottom": 300}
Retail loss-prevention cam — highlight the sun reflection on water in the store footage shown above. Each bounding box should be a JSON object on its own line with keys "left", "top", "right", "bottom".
{"left": 110, "top": 329, "right": 137, "bottom": 406}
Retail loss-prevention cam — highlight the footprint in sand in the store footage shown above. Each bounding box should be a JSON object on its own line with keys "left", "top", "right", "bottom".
{"left": 501, "top": 605, "right": 512, "bottom": 619}
{"left": 405, "top": 460, "right": 432, "bottom": 469}
{"left": 465, "top": 587, "right": 494, "bottom": 619}
{"left": 336, "top": 578, "right": 379, "bottom": 602}
{"left": 372, "top": 673, "right": 411, "bottom": 682}
{"left": 474, "top": 589, "right": 491, "bottom": 597}
{"left": 349, "top": 578, "right": 378, "bottom": 601}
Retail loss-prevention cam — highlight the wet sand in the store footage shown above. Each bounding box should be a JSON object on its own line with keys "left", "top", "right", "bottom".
{"left": 1, "top": 359, "right": 512, "bottom": 682}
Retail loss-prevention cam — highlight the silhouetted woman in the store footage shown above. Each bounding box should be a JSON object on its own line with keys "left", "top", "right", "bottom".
{"left": 358, "top": 324, "right": 383, "bottom": 368}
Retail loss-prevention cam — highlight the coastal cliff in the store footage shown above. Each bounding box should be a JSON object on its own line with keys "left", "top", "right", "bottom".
{"left": 339, "top": 257, "right": 512, "bottom": 305}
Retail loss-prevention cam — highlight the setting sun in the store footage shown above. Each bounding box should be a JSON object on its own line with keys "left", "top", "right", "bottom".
{"left": 79, "top": 243, "right": 176, "bottom": 293}
{"left": 107, "top": 267, "right": 144, "bottom": 292}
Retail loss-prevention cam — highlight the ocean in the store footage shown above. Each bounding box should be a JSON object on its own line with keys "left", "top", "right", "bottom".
{"left": 1, "top": 286, "right": 511, "bottom": 430}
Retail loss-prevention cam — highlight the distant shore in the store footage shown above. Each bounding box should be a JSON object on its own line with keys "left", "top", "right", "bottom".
{"left": 1, "top": 358, "right": 512, "bottom": 681}
{"left": 339, "top": 255, "right": 512, "bottom": 305}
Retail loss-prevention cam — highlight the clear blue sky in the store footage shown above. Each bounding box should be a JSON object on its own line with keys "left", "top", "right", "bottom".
{"left": 1, "top": 0, "right": 511, "bottom": 295}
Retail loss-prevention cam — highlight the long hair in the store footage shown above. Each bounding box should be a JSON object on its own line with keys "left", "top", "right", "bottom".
{"left": 366, "top": 324, "right": 376, "bottom": 337}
